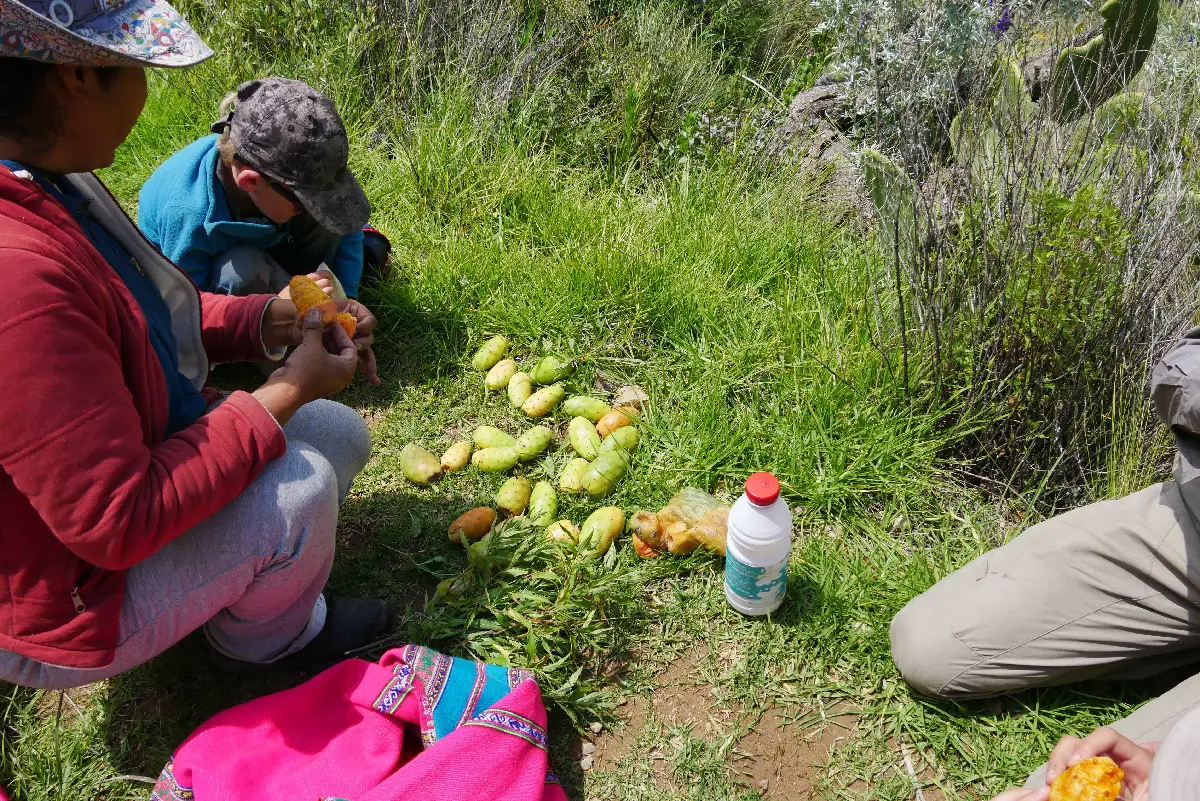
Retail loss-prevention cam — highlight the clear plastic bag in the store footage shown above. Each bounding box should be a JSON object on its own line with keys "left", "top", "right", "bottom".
{"left": 657, "top": 488, "right": 729, "bottom": 555}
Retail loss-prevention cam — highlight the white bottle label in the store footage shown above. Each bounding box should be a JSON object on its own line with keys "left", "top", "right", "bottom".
{"left": 725, "top": 552, "right": 787, "bottom": 604}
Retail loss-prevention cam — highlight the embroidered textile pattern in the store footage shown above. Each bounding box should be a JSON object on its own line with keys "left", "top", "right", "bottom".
{"left": 508, "top": 666, "right": 534, "bottom": 688}
{"left": 372, "top": 660, "right": 415, "bottom": 714}
{"left": 466, "top": 709, "right": 549, "bottom": 751}
{"left": 150, "top": 757, "right": 195, "bottom": 801}
{"left": 459, "top": 662, "right": 489, "bottom": 727}
{"left": 416, "top": 649, "right": 454, "bottom": 747}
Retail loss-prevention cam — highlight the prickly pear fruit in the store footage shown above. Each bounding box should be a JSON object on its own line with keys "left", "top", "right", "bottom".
{"left": 582, "top": 451, "right": 628, "bottom": 498}
{"left": 627, "top": 510, "right": 662, "bottom": 549}
{"left": 596, "top": 409, "right": 634, "bottom": 438}
{"left": 472, "top": 446, "right": 519, "bottom": 472}
{"left": 546, "top": 519, "right": 580, "bottom": 543}
{"left": 440, "top": 441, "right": 472, "bottom": 472}
{"left": 289, "top": 275, "right": 337, "bottom": 325}
{"left": 400, "top": 443, "right": 442, "bottom": 485}
{"left": 335, "top": 312, "right": 357, "bottom": 339}
{"left": 448, "top": 506, "right": 496, "bottom": 544}
{"left": 632, "top": 534, "right": 660, "bottom": 559}
{"left": 515, "top": 425, "right": 553, "bottom": 461}
{"left": 471, "top": 335, "right": 510, "bottom": 370}
{"left": 485, "top": 359, "right": 519, "bottom": 390}
{"left": 521, "top": 383, "right": 566, "bottom": 417}
{"left": 508, "top": 372, "right": 534, "bottom": 407}
{"left": 562, "top": 395, "right": 611, "bottom": 422}
{"left": 580, "top": 507, "right": 626, "bottom": 556}
{"left": 528, "top": 480, "right": 558, "bottom": 526}
{"left": 558, "top": 457, "right": 591, "bottom": 493}
{"left": 569, "top": 416, "right": 603, "bottom": 460}
{"left": 473, "top": 425, "right": 517, "bottom": 449}
{"left": 495, "top": 477, "right": 532, "bottom": 517}
{"left": 531, "top": 355, "right": 574, "bottom": 385}
{"left": 436, "top": 574, "right": 472, "bottom": 597}
{"left": 600, "top": 426, "right": 640, "bottom": 455}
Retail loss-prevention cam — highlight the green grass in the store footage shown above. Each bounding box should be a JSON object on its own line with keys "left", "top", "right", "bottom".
{"left": 2, "top": 1, "right": 1187, "bottom": 798}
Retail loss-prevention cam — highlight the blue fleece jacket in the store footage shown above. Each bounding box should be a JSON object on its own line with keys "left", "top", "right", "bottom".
{"left": 138, "top": 135, "right": 364, "bottom": 296}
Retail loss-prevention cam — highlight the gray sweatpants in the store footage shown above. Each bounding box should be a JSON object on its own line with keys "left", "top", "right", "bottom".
{"left": 890, "top": 481, "right": 1200, "bottom": 784}
{"left": 0, "top": 400, "right": 371, "bottom": 689}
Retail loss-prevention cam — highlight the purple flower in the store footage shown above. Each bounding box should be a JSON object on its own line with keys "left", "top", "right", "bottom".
{"left": 991, "top": 6, "right": 1014, "bottom": 38}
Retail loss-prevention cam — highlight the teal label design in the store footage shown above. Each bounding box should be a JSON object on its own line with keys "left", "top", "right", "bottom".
{"left": 725, "top": 553, "right": 787, "bottom": 603}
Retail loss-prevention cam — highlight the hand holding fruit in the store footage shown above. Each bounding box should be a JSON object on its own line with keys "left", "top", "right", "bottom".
{"left": 1046, "top": 728, "right": 1152, "bottom": 801}
{"left": 277, "top": 308, "right": 360, "bottom": 400}
{"left": 273, "top": 275, "right": 381, "bottom": 386}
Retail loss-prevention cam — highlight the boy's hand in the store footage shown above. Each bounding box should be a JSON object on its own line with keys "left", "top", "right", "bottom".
{"left": 335, "top": 297, "right": 381, "bottom": 386}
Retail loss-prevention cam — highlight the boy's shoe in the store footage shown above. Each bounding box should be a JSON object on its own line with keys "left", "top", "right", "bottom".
{"left": 360, "top": 227, "right": 392, "bottom": 289}
{"left": 211, "top": 595, "right": 392, "bottom": 675}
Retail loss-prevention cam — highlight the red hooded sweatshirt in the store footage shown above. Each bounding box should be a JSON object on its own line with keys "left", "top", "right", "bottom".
{"left": 0, "top": 166, "right": 287, "bottom": 669}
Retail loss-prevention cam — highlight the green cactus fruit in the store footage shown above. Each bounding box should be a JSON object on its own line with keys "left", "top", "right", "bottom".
{"left": 473, "top": 425, "right": 517, "bottom": 449}
{"left": 514, "top": 425, "right": 553, "bottom": 461}
{"left": 495, "top": 477, "right": 532, "bottom": 517}
{"left": 527, "top": 481, "right": 558, "bottom": 526}
{"left": 568, "top": 416, "right": 603, "bottom": 460}
{"left": 531, "top": 355, "right": 574, "bottom": 385}
{"left": 562, "top": 396, "right": 612, "bottom": 422}
{"left": 599, "top": 426, "right": 640, "bottom": 455}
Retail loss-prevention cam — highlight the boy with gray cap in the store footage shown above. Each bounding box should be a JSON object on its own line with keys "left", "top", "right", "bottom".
{"left": 139, "top": 77, "right": 390, "bottom": 299}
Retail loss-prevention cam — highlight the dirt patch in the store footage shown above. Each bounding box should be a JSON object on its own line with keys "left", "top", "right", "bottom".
{"left": 732, "top": 704, "right": 858, "bottom": 799}
{"left": 590, "top": 654, "right": 860, "bottom": 799}
{"left": 338, "top": 514, "right": 380, "bottom": 552}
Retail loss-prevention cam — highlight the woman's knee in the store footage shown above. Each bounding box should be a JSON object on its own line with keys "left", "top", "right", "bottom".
{"left": 267, "top": 443, "right": 340, "bottom": 564}
{"left": 284, "top": 400, "right": 372, "bottom": 490}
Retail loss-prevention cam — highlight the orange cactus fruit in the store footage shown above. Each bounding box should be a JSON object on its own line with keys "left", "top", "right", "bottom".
{"left": 631, "top": 534, "right": 660, "bottom": 559}
{"left": 1049, "top": 757, "right": 1123, "bottom": 801}
{"left": 288, "top": 275, "right": 337, "bottom": 325}
{"left": 335, "top": 312, "right": 357, "bottom": 339}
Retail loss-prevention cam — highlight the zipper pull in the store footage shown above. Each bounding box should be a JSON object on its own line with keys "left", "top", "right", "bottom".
{"left": 70, "top": 587, "right": 86, "bottom": 614}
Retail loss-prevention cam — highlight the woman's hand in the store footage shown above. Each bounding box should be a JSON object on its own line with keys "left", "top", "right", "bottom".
{"left": 334, "top": 296, "right": 381, "bottom": 386}
{"left": 259, "top": 293, "right": 381, "bottom": 386}
{"left": 252, "top": 309, "right": 359, "bottom": 425}
{"left": 1046, "top": 728, "right": 1156, "bottom": 801}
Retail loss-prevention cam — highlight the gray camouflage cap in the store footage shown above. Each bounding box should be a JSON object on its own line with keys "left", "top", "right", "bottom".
{"left": 212, "top": 77, "right": 370, "bottom": 236}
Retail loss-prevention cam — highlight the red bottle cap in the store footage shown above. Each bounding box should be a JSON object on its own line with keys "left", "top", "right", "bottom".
{"left": 745, "top": 472, "right": 780, "bottom": 506}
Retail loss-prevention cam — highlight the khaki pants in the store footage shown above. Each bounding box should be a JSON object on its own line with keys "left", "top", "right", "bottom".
{"left": 890, "top": 481, "right": 1200, "bottom": 785}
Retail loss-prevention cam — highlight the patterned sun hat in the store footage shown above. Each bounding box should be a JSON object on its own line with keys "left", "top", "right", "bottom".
{"left": 0, "top": 0, "right": 212, "bottom": 67}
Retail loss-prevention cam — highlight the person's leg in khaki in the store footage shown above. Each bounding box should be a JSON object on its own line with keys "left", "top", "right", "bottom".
{"left": 890, "top": 480, "right": 1200, "bottom": 782}
{"left": 891, "top": 481, "right": 1200, "bottom": 697}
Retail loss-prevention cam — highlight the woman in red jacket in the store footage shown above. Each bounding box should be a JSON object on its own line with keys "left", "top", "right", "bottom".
{"left": 0, "top": 0, "right": 390, "bottom": 687}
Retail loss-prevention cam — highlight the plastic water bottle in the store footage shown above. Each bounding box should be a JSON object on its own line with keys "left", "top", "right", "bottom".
{"left": 724, "top": 472, "right": 792, "bottom": 615}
